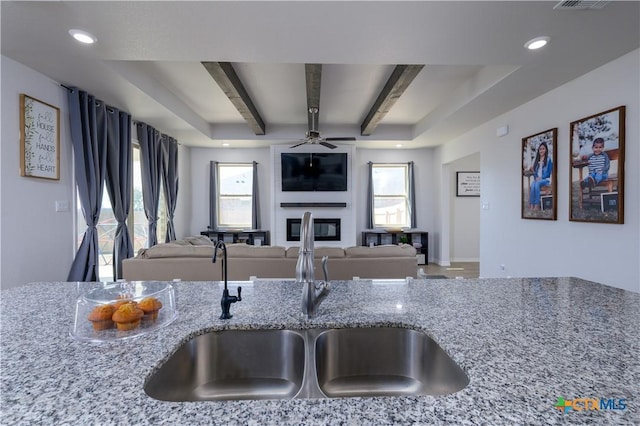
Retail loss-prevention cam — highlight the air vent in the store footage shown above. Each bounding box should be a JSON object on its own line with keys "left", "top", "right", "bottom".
{"left": 554, "top": 1, "right": 609, "bottom": 9}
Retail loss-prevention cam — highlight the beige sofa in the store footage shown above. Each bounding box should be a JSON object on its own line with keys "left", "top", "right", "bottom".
{"left": 122, "top": 236, "right": 418, "bottom": 281}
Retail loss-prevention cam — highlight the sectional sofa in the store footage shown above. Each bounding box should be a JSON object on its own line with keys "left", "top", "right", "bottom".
{"left": 122, "top": 236, "right": 418, "bottom": 281}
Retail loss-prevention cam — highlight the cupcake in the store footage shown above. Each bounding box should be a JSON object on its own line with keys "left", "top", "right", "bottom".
{"left": 111, "top": 303, "right": 144, "bottom": 331}
{"left": 138, "top": 297, "right": 163, "bottom": 321}
{"left": 112, "top": 299, "right": 137, "bottom": 310}
{"left": 88, "top": 304, "right": 115, "bottom": 331}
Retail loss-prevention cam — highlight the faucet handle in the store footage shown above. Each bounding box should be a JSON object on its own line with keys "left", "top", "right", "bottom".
{"left": 321, "top": 256, "right": 329, "bottom": 282}
{"left": 236, "top": 286, "right": 242, "bottom": 301}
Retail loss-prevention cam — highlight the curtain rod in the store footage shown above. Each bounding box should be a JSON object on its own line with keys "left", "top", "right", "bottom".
{"left": 59, "top": 84, "right": 179, "bottom": 144}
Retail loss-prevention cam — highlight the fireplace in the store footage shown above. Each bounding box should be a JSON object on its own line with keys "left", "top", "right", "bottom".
{"left": 286, "top": 218, "right": 341, "bottom": 242}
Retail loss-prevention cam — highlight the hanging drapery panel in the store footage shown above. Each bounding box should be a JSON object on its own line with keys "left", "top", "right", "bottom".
{"left": 408, "top": 161, "right": 416, "bottom": 228}
{"left": 67, "top": 89, "right": 107, "bottom": 282}
{"left": 366, "top": 161, "right": 374, "bottom": 229}
{"left": 105, "top": 108, "right": 134, "bottom": 279}
{"left": 209, "top": 161, "right": 219, "bottom": 229}
{"left": 161, "top": 135, "right": 179, "bottom": 242}
{"left": 136, "top": 122, "right": 163, "bottom": 247}
{"left": 251, "top": 161, "right": 260, "bottom": 230}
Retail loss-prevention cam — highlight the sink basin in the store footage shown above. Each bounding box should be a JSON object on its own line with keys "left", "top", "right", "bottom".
{"left": 145, "top": 327, "right": 468, "bottom": 401}
{"left": 315, "top": 327, "right": 469, "bottom": 397}
{"left": 144, "top": 329, "right": 305, "bottom": 401}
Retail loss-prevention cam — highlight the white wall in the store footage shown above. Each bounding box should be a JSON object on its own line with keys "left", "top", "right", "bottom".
{"left": 1, "top": 56, "right": 74, "bottom": 289}
{"left": 271, "top": 144, "right": 357, "bottom": 248}
{"left": 439, "top": 49, "right": 639, "bottom": 292}
{"left": 189, "top": 146, "right": 439, "bottom": 258}
{"left": 354, "top": 148, "right": 437, "bottom": 260}
{"left": 1, "top": 56, "right": 192, "bottom": 289}
{"left": 450, "top": 153, "right": 480, "bottom": 262}
{"left": 189, "top": 147, "right": 273, "bottom": 237}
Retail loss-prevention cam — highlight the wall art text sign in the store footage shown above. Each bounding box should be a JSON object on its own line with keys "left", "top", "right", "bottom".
{"left": 20, "top": 94, "right": 60, "bottom": 180}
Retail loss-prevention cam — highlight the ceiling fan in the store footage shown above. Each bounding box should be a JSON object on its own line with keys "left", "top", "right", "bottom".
{"left": 290, "top": 107, "right": 356, "bottom": 149}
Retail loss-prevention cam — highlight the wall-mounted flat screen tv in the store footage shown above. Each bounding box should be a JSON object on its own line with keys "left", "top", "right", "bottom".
{"left": 281, "top": 152, "right": 348, "bottom": 191}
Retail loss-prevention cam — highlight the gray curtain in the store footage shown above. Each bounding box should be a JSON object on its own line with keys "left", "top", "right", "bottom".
{"left": 161, "top": 135, "right": 179, "bottom": 242}
{"left": 366, "top": 161, "right": 374, "bottom": 229}
{"left": 67, "top": 89, "right": 107, "bottom": 282}
{"left": 136, "top": 123, "right": 163, "bottom": 247}
{"left": 105, "top": 108, "right": 134, "bottom": 279}
{"left": 209, "top": 161, "right": 219, "bottom": 229}
{"left": 251, "top": 161, "right": 260, "bottom": 230}
{"left": 408, "top": 161, "right": 417, "bottom": 228}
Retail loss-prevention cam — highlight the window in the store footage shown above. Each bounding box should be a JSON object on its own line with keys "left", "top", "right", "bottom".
{"left": 217, "top": 163, "right": 254, "bottom": 229}
{"left": 76, "top": 184, "right": 116, "bottom": 281}
{"left": 372, "top": 164, "right": 409, "bottom": 228}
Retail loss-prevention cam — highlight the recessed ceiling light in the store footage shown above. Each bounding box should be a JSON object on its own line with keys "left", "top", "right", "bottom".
{"left": 525, "top": 36, "right": 549, "bottom": 50}
{"left": 69, "top": 29, "right": 97, "bottom": 44}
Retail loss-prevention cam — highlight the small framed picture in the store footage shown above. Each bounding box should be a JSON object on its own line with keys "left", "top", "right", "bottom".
{"left": 456, "top": 172, "right": 480, "bottom": 197}
{"left": 569, "top": 106, "right": 625, "bottom": 224}
{"left": 521, "top": 128, "right": 557, "bottom": 220}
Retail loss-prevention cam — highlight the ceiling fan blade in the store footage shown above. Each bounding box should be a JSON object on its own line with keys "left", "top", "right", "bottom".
{"left": 325, "top": 137, "right": 356, "bottom": 141}
{"left": 289, "top": 141, "right": 308, "bottom": 148}
{"left": 319, "top": 141, "right": 338, "bottom": 149}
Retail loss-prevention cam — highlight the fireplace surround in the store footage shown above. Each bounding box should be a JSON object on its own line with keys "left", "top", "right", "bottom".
{"left": 286, "top": 218, "right": 341, "bottom": 242}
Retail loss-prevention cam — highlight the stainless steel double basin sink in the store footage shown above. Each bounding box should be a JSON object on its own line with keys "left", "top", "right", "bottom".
{"left": 144, "top": 327, "right": 469, "bottom": 401}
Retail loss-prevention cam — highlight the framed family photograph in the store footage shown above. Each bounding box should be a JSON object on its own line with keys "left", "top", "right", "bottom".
{"left": 522, "top": 128, "right": 557, "bottom": 220}
{"left": 569, "top": 106, "right": 625, "bottom": 224}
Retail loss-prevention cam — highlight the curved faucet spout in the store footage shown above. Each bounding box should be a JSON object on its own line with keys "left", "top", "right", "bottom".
{"left": 212, "top": 240, "right": 241, "bottom": 319}
{"left": 296, "top": 212, "right": 331, "bottom": 318}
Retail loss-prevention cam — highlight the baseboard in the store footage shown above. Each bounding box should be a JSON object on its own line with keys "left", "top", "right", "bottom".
{"left": 450, "top": 257, "right": 480, "bottom": 262}
{"left": 432, "top": 259, "right": 451, "bottom": 267}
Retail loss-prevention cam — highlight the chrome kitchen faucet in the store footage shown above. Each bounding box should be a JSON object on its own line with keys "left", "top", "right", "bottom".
{"left": 296, "top": 212, "right": 331, "bottom": 318}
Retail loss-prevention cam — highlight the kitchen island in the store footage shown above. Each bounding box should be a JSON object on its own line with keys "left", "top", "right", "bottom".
{"left": 1, "top": 277, "right": 638, "bottom": 424}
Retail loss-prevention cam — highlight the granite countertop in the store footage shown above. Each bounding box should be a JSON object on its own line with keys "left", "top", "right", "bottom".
{"left": 1, "top": 277, "right": 638, "bottom": 425}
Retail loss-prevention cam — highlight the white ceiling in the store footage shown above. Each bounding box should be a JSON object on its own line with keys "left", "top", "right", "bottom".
{"left": 2, "top": 1, "right": 638, "bottom": 149}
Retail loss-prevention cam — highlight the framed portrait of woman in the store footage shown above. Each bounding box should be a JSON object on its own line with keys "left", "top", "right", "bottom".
{"left": 521, "top": 128, "right": 557, "bottom": 220}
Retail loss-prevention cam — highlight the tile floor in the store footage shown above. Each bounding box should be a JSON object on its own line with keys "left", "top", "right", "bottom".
{"left": 420, "top": 262, "right": 480, "bottom": 279}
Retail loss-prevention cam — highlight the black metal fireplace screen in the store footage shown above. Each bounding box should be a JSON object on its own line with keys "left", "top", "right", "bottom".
{"left": 286, "top": 218, "right": 341, "bottom": 241}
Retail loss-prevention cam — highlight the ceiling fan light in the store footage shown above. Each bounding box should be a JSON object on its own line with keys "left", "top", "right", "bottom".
{"left": 525, "top": 36, "right": 549, "bottom": 50}
{"left": 69, "top": 29, "right": 97, "bottom": 44}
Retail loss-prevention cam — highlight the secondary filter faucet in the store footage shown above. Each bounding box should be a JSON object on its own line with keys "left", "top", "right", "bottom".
{"left": 296, "top": 212, "right": 331, "bottom": 318}
{"left": 212, "top": 240, "right": 241, "bottom": 319}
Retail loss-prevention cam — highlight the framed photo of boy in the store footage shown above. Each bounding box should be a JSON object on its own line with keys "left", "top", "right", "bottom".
{"left": 521, "top": 128, "right": 557, "bottom": 220}
{"left": 569, "top": 106, "right": 625, "bottom": 224}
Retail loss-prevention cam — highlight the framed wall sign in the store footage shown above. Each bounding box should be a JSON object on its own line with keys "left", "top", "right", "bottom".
{"left": 456, "top": 171, "right": 480, "bottom": 197}
{"left": 569, "top": 106, "right": 625, "bottom": 224}
{"left": 20, "top": 94, "right": 60, "bottom": 180}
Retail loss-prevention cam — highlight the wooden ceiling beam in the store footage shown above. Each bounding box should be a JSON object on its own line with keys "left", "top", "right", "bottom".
{"left": 305, "top": 64, "right": 322, "bottom": 131}
{"left": 360, "top": 64, "right": 424, "bottom": 136}
{"left": 201, "top": 61, "right": 265, "bottom": 135}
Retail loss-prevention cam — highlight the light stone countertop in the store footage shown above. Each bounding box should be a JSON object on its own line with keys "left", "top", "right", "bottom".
{"left": 1, "top": 277, "right": 638, "bottom": 425}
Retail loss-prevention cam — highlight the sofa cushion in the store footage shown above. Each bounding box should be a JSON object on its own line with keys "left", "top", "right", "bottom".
{"left": 345, "top": 244, "right": 417, "bottom": 258}
{"left": 286, "top": 246, "right": 346, "bottom": 258}
{"left": 137, "top": 243, "right": 214, "bottom": 259}
{"left": 226, "top": 244, "right": 286, "bottom": 258}
{"left": 183, "top": 235, "right": 214, "bottom": 246}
